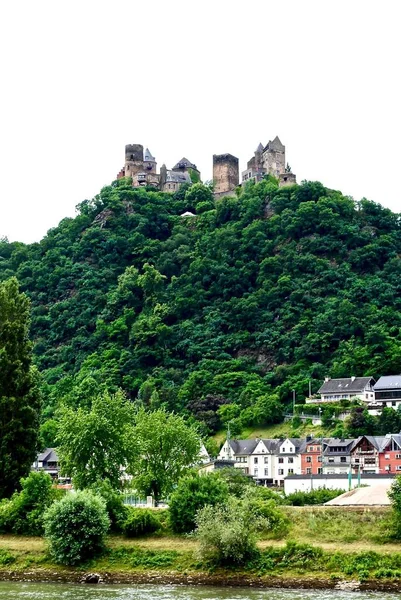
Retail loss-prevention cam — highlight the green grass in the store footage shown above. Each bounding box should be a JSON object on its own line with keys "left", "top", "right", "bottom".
{"left": 281, "top": 506, "right": 392, "bottom": 545}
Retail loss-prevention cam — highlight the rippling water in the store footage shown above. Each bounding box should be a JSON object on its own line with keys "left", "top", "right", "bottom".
{"left": 0, "top": 584, "right": 399, "bottom": 600}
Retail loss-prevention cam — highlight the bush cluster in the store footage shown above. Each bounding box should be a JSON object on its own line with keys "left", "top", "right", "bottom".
{"left": 0, "top": 471, "right": 60, "bottom": 536}
{"left": 123, "top": 508, "right": 160, "bottom": 537}
{"left": 284, "top": 488, "right": 345, "bottom": 506}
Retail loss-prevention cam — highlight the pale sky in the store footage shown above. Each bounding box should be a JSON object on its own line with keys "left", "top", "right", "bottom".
{"left": 0, "top": 0, "right": 400, "bottom": 243}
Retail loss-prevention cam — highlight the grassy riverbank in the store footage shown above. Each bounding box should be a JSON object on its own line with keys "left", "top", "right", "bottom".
{"left": 0, "top": 507, "right": 399, "bottom": 590}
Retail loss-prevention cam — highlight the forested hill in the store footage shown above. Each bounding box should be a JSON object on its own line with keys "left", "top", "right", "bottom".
{"left": 1, "top": 177, "right": 401, "bottom": 436}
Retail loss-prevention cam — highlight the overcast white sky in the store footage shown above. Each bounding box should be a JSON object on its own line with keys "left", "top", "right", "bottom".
{"left": 0, "top": 0, "right": 400, "bottom": 243}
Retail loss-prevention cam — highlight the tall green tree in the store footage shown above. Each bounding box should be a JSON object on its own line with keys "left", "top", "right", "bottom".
{"left": 129, "top": 407, "right": 201, "bottom": 504}
{"left": 0, "top": 278, "right": 41, "bottom": 498}
{"left": 56, "top": 390, "right": 134, "bottom": 490}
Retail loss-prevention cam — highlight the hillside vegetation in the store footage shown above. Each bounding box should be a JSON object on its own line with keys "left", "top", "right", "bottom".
{"left": 1, "top": 177, "right": 401, "bottom": 439}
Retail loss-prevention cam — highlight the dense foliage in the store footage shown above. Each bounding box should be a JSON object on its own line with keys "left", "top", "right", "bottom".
{"left": 169, "top": 473, "right": 229, "bottom": 534}
{"left": 129, "top": 407, "right": 201, "bottom": 503}
{"left": 2, "top": 178, "right": 401, "bottom": 436}
{"left": 0, "top": 471, "right": 60, "bottom": 536}
{"left": 0, "top": 278, "right": 41, "bottom": 497}
{"left": 123, "top": 507, "right": 160, "bottom": 537}
{"left": 43, "top": 490, "right": 109, "bottom": 565}
{"left": 56, "top": 390, "right": 135, "bottom": 490}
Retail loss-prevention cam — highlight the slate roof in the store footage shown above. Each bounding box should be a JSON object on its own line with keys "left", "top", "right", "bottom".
{"left": 323, "top": 438, "right": 355, "bottom": 455}
{"left": 172, "top": 157, "right": 197, "bottom": 171}
{"left": 166, "top": 170, "right": 191, "bottom": 183}
{"left": 259, "top": 439, "right": 282, "bottom": 453}
{"left": 318, "top": 377, "right": 374, "bottom": 395}
{"left": 228, "top": 439, "right": 259, "bottom": 455}
{"left": 37, "top": 448, "right": 59, "bottom": 463}
{"left": 144, "top": 148, "right": 156, "bottom": 162}
{"left": 374, "top": 376, "right": 401, "bottom": 391}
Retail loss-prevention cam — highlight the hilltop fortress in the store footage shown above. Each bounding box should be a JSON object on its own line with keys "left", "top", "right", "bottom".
{"left": 116, "top": 137, "right": 296, "bottom": 196}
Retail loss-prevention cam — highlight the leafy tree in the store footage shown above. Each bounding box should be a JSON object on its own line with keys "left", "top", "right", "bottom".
{"left": 129, "top": 408, "right": 201, "bottom": 504}
{"left": 169, "top": 473, "right": 229, "bottom": 533}
{"left": 44, "top": 491, "right": 109, "bottom": 565}
{"left": 56, "top": 390, "right": 134, "bottom": 490}
{"left": 0, "top": 278, "right": 41, "bottom": 498}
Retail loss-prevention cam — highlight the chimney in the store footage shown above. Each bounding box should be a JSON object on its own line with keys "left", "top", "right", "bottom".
{"left": 351, "top": 376, "right": 355, "bottom": 382}
{"left": 324, "top": 376, "right": 330, "bottom": 382}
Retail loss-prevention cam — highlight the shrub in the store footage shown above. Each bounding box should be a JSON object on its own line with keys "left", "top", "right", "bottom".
{"left": 123, "top": 508, "right": 160, "bottom": 537}
{"left": 284, "top": 488, "right": 345, "bottom": 506}
{"left": 44, "top": 491, "right": 110, "bottom": 565}
{"left": 246, "top": 497, "right": 289, "bottom": 538}
{"left": 196, "top": 497, "right": 263, "bottom": 566}
{"left": 0, "top": 471, "right": 57, "bottom": 536}
{"left": 169, "top": 474, "right": 229, "bottom": 534}
{"left": 90, "top": 480, "right": 127, "bottom": 532}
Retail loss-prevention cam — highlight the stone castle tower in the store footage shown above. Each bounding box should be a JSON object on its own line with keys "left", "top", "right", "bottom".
{"left": 242, "top": 136, "right": 295, "bottom": 186}
{"left": 213, "top": 154, "right": 239, "bottom": 198}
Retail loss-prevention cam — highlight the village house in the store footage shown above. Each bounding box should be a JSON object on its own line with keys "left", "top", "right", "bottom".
{"left": 32, "top": 448, "right": 60, "bottom": 479}
{"left": 373, "top": 376, "right": 401, "bottom": 409}
{"left": 378, "top": 434, "right": 401, "bottom": 474}
{"left": 273, "top": 438, "right": 302, "bottom": 485}
{"left": 300, "top": 437, "right": 325, "bottom": 475}
{"left": 349, "top": 435, "right": 389, "bottom": 474}
{"left": 317, "top": 376, "right": 375, "bottom": 403}
{"left": 322, "top": 438, "right": 354, "bottom": 474}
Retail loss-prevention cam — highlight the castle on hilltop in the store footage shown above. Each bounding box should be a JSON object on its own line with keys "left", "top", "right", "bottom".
{"left": 213, "top": 136, "right": 296, "bottom": 199}
{"left": 117, "top": 144, "right": 200, "bottom": 193}
{"left": 116, "top": 137, "right": 296, "bottom": 197}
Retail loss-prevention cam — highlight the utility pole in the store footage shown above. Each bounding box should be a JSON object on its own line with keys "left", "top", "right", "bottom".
{"left": 292, "top": 390, "right": 296, "bottom": 419}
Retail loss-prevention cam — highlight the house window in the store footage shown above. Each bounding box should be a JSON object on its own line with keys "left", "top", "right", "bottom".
{"left": 278, "top": 469, "right": 284, "bottom": 475}
{"left": 397, "top": 466, "right": 401, "bottom": 471}
{"left": 306, "top": 456, "right": 312, "bottom": 463}
{"left": 254, "top": 469, "right": 258, "bottom": 476}
{"left": 318, "top": 467, "right": 323, "bottom": 474}
{"left": 318, "top": 456, "right": 322, "bottom": 462}
{"left": 288, "top": 457, "right": 294, "bottom": 464}
{"left": 306, "top": 467, "right": 312, "bottom": 474}
{"left": 278, "top": 458, "right": 284, "bottom": 464}
{"left": 396, "top": 454, "right": 401, "bottom": 460}
{"left": 264, "top": 457, "right": 268, "bottom": 463}
{"left": 328, "top": 458, "right": 334, "bottom": 463}
{"left": 264, "top": 469, "right": 268, "bottom": 476}
{"left": 340, "top": 457, "right": 347, "bottom": 463}
{"left": 254, "top": 457, "right": 258, "bottom": 464}
{"left": 385, "top": 454, "right": 390, "bottom": 459}
{"left": 288, "top": 469, "right": 294, "bottom": 475}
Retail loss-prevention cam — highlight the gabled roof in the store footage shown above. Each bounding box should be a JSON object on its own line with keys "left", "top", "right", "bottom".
{"left": 318, "top": 377, "right": 374, "bottom": 394}
{"left": 228, "top": 439, "right": 259, "bottom": 455}
{"left": 37, "top": 448, "right": 59, "bottom": 463}
{"left": 144, "top": 148, "right": 156, "bottom": 162}
{"left": 374, "top": 376, "right": 401, "bottom": 391}
{"left": 172, "top": 157, "right": 198, "bottom": 171}
{"left": 264, "top": 136, "right": 285, "bottom": 153}
{"left": 252, "top": 439, "right": 282, "bottom": 453}
{"left": 323, "top": 438, "right": 355, "bottom": 455}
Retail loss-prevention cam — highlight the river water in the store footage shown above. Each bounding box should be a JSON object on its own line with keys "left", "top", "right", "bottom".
{"left": 0, "top": 584, "right": 399, "bottom": 600}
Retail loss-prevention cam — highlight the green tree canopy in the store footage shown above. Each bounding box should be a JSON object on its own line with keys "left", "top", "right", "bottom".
{"left": 56, "top": 390, "right": 135, "bottom": 490}
{"left": 129, "top": 407, "right": 201, "bottom": 504}
{"left": 0, "top": 278, "right": 41, "bottom": 498}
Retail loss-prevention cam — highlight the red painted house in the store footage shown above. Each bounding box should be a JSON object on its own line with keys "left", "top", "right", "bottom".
{"left": 378, "top": 434, "right": 401, "bottom": 474}
{"left": 300, "top": 438, "right": 324, "bottom": 475}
